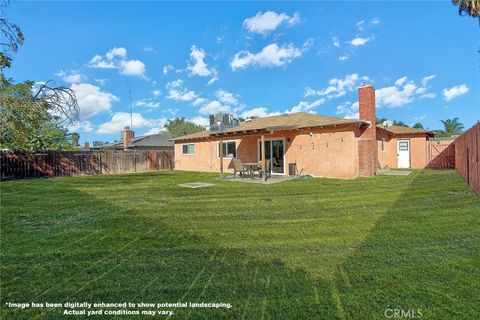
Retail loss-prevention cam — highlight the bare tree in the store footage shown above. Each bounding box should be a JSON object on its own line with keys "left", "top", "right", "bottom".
{"left": 452, "top": 0, "right": 480, "bottom": 19}
{"left": 32, "top": 81, "right": 80, "bottom": 126}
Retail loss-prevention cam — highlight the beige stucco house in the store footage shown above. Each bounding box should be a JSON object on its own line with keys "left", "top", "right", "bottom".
{"left": 172, "top": 85, "right": 434, "bottom": 179}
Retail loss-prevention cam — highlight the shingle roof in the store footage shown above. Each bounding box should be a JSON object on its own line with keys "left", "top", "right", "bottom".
{"left": 377, "top": 124, "right": 434, "bottom": 136}
{"left": 92, "top": 131, "right": 173, "bottom": 149}
{"left": 173, "top": 112, "right": 367, "bottom": 141}
{"left": 130, "top": 131, "right": 174, "bottom": 148}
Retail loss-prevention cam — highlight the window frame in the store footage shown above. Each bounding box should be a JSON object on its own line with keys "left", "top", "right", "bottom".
{"left": 181, "top": 143, "right": 196, "bottom": 155}
{"left": 217, "top": 140, "right": 237, "bottom": 159}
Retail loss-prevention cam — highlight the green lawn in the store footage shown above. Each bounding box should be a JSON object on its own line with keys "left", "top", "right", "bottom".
{"left": 1, "top": 170, "right": 479, "bottom": 319}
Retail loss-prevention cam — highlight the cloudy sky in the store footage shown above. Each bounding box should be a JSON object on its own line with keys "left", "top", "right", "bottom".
{"left": 6, "top": 1, "right": 479, "bottom": 144}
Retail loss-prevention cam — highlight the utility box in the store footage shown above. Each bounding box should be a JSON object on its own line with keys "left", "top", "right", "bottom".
{"left": 288, "top": 163, "right": 297, "bottom": 176}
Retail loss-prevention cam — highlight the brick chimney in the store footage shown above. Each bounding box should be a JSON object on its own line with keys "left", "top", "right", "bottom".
{"left": 358, "top": 85, "right": 377, "bottom": 177}
{"left": 83, "top": 142, "right": 90, "bottom": 150}
{"left": 123, "top": 126, "right": 134, "bottom": 150}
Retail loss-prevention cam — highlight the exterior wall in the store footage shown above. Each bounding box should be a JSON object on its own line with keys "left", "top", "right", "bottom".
{"left": 175, "top": 127, "right": 360, "bottom": 179}
{"left": 377, "top": 135, "right": 428, "bottom": 169}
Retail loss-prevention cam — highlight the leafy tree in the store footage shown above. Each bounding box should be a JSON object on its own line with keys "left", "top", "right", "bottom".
{"left": 439, "top": 118, "right": 464, "bottom": 137}
{"left": 0, "top": 0, "right": 80, "bottom": 151}
{"left": 452, "top": 0, "right": 480, "bottom": 19}
{"left": 412, "top": 122, "right": 424, "bottom": 130}
{"left": 164, "top": 118, "right": 205, "bottom": 138}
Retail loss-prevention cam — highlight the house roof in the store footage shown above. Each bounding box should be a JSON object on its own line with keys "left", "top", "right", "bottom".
{"left": 93, "top": 131, "right": 173, "bottom": 149}
{"left": 173, "top": 112, "right": 368, "bottom": 141}
{"left": 377, "top": 124, "right": 435, "bottom": 136}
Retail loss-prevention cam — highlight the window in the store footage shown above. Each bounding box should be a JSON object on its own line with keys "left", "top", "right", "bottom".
{"left": 381, "top": 139, "right": 387, "bottom": 152}
{"left": 398, "top": 141, "right": 409, "bottom": 151}
{"left": 218, "top": 141, "right": 236, "bottom": 158}
{"left": 181, "top": 144, "right": 195, "bottom": 155}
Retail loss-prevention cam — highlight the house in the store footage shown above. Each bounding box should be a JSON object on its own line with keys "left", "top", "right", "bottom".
{"left": 172, "top": 85, "right": 434, "bottom": 179}
{"left": 92, "top": 127, "right": 174, "bottom": 151}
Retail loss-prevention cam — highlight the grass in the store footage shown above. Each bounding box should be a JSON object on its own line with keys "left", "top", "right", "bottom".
{"left": 1, "top": 169, "right": 479, "bottom": 319}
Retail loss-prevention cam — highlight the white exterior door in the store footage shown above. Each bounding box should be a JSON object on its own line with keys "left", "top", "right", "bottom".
{"left": 397, "top": 140, "right": 410, "bottom": 168}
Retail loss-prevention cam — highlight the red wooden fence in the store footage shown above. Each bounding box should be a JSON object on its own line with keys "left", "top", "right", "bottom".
{"left": 426, "top": 139, "right": 456, "bottom": 169}
{"left": 455, "top": 122, "right": 480, "bottom": 196}
{"left": 0, "top": 150, "right": 174, "bottom": 180}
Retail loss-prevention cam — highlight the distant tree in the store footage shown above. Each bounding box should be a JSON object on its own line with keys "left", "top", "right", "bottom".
{"left": 452, "top": 0, "right": 480, "bottom": 19}
{"left": 393, "top": 120, "right": 409, "bottom": 127}
{"left": 70, "top": 132, "right": 80, "bottom": 148}
{"left": 439, "top": 118, "right": 464, "bottom": 137}
{"left": 164, "top": 118, "right": 205, "bottom": 138}
{"left": 376, "top": 117, "right": 388, "bottom": 124}
{"left": 412, "top": 122, "right": 424, "bottom": 130}
{"left": 0, "top": 0, "right": 80, "bottom": 151}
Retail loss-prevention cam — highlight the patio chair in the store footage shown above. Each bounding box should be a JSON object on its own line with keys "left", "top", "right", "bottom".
{"left": 232, "top": 158, "right": 250, "bottom": 180}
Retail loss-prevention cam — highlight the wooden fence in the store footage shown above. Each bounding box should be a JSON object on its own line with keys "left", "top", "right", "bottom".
{"left": 0, "top": 150, "right": 174, "bottom": 180}
{"left": 455, "top": 122, "right": 480, "bottom": 196}
{"left": 426, "top": 139, "right": 456, "bottom": 169}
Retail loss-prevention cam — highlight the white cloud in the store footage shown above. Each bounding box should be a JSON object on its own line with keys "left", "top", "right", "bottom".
{"left": 56, "top": 70, "right": 86, "bottom": 84}
{"left": 186, "top": 45, "right": 213, "bottom": 77}
{"left": 338, "top": 55, "right": 349, "bottom": 61}
{"left": 207, "top": 74, "right": 219, "bottom": 85}
{"left": 143, "top": 46, "right": 156, "bottom": 54}
{"left": 376, "top": 75, "right": 438, "bottom": 107}
{"left": 71, "top": 83, "right": 118, "bottom": 119}
{"left": 163, "top": 65, "right": 174, "bottom": 75}
{"left": 134, "top": 99, "right": 160, "bottom": 109}
{"left": 376, "top": 79, "right": 417, "bottom": 108}
{"left": 395, "top": 77, "right": 408, "bottom": 87}
{"left": 371, "top": 18, "right": 380, "bottom": 24}
{"left": 243, "top": 11, "right": 300, "bottom": 35}
{"left": 349, "top": 36, "right": 371, "bottom": 46}
{"left": 88, "top": 47, "right": 147, "bottom": 79}
{"left": 192, "top": 97, "right": 207, "bottom": 106}
{"left": 95, "top": 78, "right": 107, "bottom": 86}
{"left": 165, "top": 79, "right": 198, "bottom": 101}
{"left": 199, "top": 100, "right": 232, "bottom": 115}
{"left": 143, "top": 126, "right": 166, "bottom": 136}
{"left": 285, "top": 98, "right": 326, "bottom": 114}
{"left": 336, "top": 101, "right": 359, "bottom": 119}
{"left": 420, "top": 93, "right": 436, "bottom": 99}
{"left": 442, "top": 84, "right": 469, "bottom": 101}
{"left": 89, "top": 55, "right": 116, "bottom": 69}
{"left": 304, "top": 73, "right": 369, "bottom": 99}
{"left": 215, "top": 89, "right": 239, "bottom": 105}
{"left": 68, "top": 120, "right": 94, "bottom": 133}
{"left": 152, "top": 90, "right": 161, "bottom": 97}
{"left": 119, "top": 59, "right": 146, "bottom": 78}
{"left": 332, "top": 37, "right": 340, "bottom": 48}
{"left": 189, "top": 116, "right": 209, "bottom": 127}
{"left": 240, "top": 107, "right": 281, "bottom": 119}
{"left": 105, "top": 47, "right": 127, "bottom": 60}
{"left": 421, "top": 74, "right": 436, "bottom": 86}
{"left": 231, "top": 42, "right": 306, "bottom": 70}
{"left": 98, "top": 112, "right": 161, "bottom": 134}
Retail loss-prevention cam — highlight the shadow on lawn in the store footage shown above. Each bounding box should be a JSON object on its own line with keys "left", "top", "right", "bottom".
{"left": 332, "top": 170, "right": 480, "bottom": 319}
{"left": 1, "top": 176, "right": 341, "bottom": 320}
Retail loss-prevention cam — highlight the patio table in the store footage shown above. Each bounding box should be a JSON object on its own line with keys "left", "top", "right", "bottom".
{"left": 243, "top": 163, "right": 260, "bottom": 179}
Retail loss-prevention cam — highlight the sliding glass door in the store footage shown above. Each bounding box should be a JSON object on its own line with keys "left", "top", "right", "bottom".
{"left": 257, "top": 139, "right": 285, "bottom": 174}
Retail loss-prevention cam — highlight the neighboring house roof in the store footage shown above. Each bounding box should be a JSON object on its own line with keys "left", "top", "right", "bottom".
{"left": 93, "top": 131, "right": 174, "bottom": 149}
{"left": 377, "top": 124, "right": 435, "bottom": 137}
{"left": 129, "top": 131, "right": 174, "bottom": 148}
{"left": 173, "top": 112, "right": 368, "bottom": 141}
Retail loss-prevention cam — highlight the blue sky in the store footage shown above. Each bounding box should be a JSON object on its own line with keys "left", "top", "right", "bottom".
{"left": 6, "top": 1, "right": 479, "bottom": 144}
